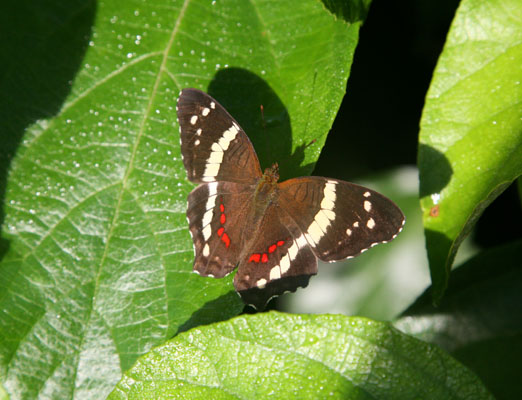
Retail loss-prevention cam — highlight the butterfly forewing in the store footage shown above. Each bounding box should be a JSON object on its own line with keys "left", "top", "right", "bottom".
{"left": 278, "top": 177, "right": 405, "bottom": 262}
{"left": 234, "top": 204, "right": 318, "bottom": 309}
{"left": 187, "top": 181, "right": 255, "bottom": 278}
{"left": 177, "top": 88, "right": 263, "bottom": 184}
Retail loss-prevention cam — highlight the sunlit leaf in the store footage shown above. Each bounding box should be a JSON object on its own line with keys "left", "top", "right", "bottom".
{"left": 0, "top": 0, "right": 368, "bottom": 398}
{"left": 110, "top": 312, "right": 493, "bottom": 399}
{"left": 418, "top": 0, "right": 522, "bottom": 302}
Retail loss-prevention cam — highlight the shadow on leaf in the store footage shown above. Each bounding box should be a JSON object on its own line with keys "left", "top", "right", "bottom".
{"left": 208, "top": 67, "right": 315, "bottom": 181}
{"left": 0, "top": 1, "right": 96, "bottom": 244}
{"left": 320, "top": 0, "right": 370, "bottom": 22}
{"left": 418, "top": 143, "right": 453, "bottom": 198}
{"left": 175, "top": 289, "right": 244, "bottom": 336}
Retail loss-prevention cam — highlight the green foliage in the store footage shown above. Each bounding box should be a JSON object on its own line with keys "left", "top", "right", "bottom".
{"left": 1, "top": 0, "right": 520, "bottom": 399}
{"left": 109, "top": 313, "right": 492, "bottom": 400}
{"left": 396, "top": 239, "right": 522, "bottom": 398}
{"left": 0, "top": 0, "right": 366, "bottom": 398}
{"left": 418, "top": 0, "right": 522, "bottom": 302}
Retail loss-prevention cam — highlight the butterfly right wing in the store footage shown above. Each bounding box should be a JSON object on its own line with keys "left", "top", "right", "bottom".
{"left": 177, "top": 88, "right": 263, "bottom": 184}
{"left": 278, "top": 177, "right": 405, "bottom": 262}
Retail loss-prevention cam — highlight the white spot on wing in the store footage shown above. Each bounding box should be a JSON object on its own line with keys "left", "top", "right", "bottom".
{"left": 296, "top": 234, "right": 307, "bottom": 248}
{"left": 201, "top": 124, "right": 239, "bottom": 180}
{"left": 208, "top": 182, "right": 218, "bottom": 196}
{"left": 307, "top": 220, "right": 324, "bottom": 244}
{"left": 322, "top": 209, "right": 335, "bottom": 221}
{"left": 364, "top": 200, "right": 372, "bottom": 212}
{"left": 202, "top": 209, "right": 213, "bottom": 227}
{"left": 367, "top": 218, "right": 375, "bottom": 229}
{"left": 307, "top": 181, "right": 337, "bottom": 246}
{"left": 256, "top": 278, "right": 267, "bottom": 288}
{"left": 320, "top": 181, "right": 336, "bottom": 210}
{"left": 210, "top": 101, "right": 216, "bottom": 109}
{"left": 364, "top": 191, "right": 371, "bottom": 197}
{"left": 304, "top": 233, "right": 317, "bottom": 246}
{"left": 211, "top": 142, "right": 223, "bottom": 153}
{"left": 218, "top": 136, "right": 231, "bottom": 151}
{"left": 202, "top": 224, "right": 212, "bottom": 241}
{"left": 280, "top": 254, "right": 291, "bottom": 274}
{"left": 346, "top": 228, "right": 352, "bottom": 236}
{"left": 203, "top": 243, "right": 210, "bottom": 256}
{"left": 203, "top": 163, "right": 220, "bottom": 179}
{"left": 201, "top": 188, "right": 217, "bottom": 240}
{"left": 288, "top": 242, "right": 298, "bottom": 260}
{"left": 196, "top": 128, "right": 202, "bottom": 136}
{"left": 314, "top": 210, "right": 331, "bottom": 232}
{"left": 190, "top": 115, "right": 198, "bottom": 125}
{"left": 202, "top": 107, "right": 210, "bottom": 116}
{"left": 208, "top": 150, "right": 223, "bottom": 164}
{"left": 270, "top": 266, "right": 281, "bottom": 280}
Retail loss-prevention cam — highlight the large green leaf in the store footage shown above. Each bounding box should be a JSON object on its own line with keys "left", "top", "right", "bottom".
{"left": 418, "top": 0, "right": 522, "bottom": 302}
{"left": 109, "top": 312, "right": 493, "bottom": 399}
{"left": 0, "top": 0, "right": 368, "bottom": 398}
{"left": 395, "top": 239, "right": 522, "bottom": 400}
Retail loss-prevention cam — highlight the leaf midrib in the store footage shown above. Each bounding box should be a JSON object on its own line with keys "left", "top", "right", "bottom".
{"left": 69, "top": 0, "right": 192, "bottom": 395}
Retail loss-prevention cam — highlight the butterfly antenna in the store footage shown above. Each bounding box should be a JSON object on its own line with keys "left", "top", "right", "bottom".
{"left": 305, "top": 138, "right": 317, "bottom": 148}
{"left": 260, "top": 104, "right": 266, "bottom": 129}
{"left": 259, "top": 103, "right": 271, "bottom": 168}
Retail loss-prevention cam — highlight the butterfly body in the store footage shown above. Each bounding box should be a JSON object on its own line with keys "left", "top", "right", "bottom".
{"left": 177, "top": 88, "right": 404, "bottom": 309}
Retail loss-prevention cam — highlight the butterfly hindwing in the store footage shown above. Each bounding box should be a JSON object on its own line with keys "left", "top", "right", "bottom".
{"left": 177, "top": 88, "right": 263, "bottom": 184}
{"left": 187, "top": 181, "right": 254, "bottom": 278}
{"left": 234, "top": 204, "right": 318, "bottom": 309}
{"left": 279, "top": 177, "right": 405, "bottom": 262}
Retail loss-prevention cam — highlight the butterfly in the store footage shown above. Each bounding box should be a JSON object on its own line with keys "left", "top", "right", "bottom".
{"left": 177, "top": 88, "right": 404, "bottom": 309}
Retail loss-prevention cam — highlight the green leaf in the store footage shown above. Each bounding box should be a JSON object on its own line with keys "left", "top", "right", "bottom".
{"left": 109, "top": 312, "right": 493, "bottom": 399}
{"left": 0, "top": 383, "right": 7, "bottom": 400}
{"left": 418, "top": 0, "right": 522, "bottom": 302}
{"left": 395, "top": 239, "right": 522, "bottom": 400}
{"left": 0, "top": 0, "right": 368, "bottom": 398}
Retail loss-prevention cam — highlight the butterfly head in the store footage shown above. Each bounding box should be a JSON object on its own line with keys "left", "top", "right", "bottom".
{"left": 263, "top": 163, "right": 280, "bottom": 184}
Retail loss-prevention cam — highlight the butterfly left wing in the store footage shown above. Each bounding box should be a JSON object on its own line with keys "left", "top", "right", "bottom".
{"left": 278, "top": 177, "right": 405, "bottom": 262}
{"left": 187, "top": 181, "right": 255, "bottom": 278}
{"left": 177, "top": 88, "right": 263, "bottom": 184}
{"left": 234, "top": 204, "right": 318, "bottom": 309}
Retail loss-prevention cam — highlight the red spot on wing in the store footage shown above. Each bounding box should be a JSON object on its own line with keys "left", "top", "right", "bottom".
{"left": 249, "top": 253, "right": 261, "bottom": 263}
{"left": 261, "top": 253, "right": 268, "bottom": 263}
{"left": 216, "top": 198, "right": 228, "bottom": 246}
{"left": 221, "top": 232, "right": 230, "bottom": 248}
{"left": 277, "top": 240, "right": 285, "bottom": 247}
{"left": 268, "top": 244, "right": 277, "bottom": 253}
